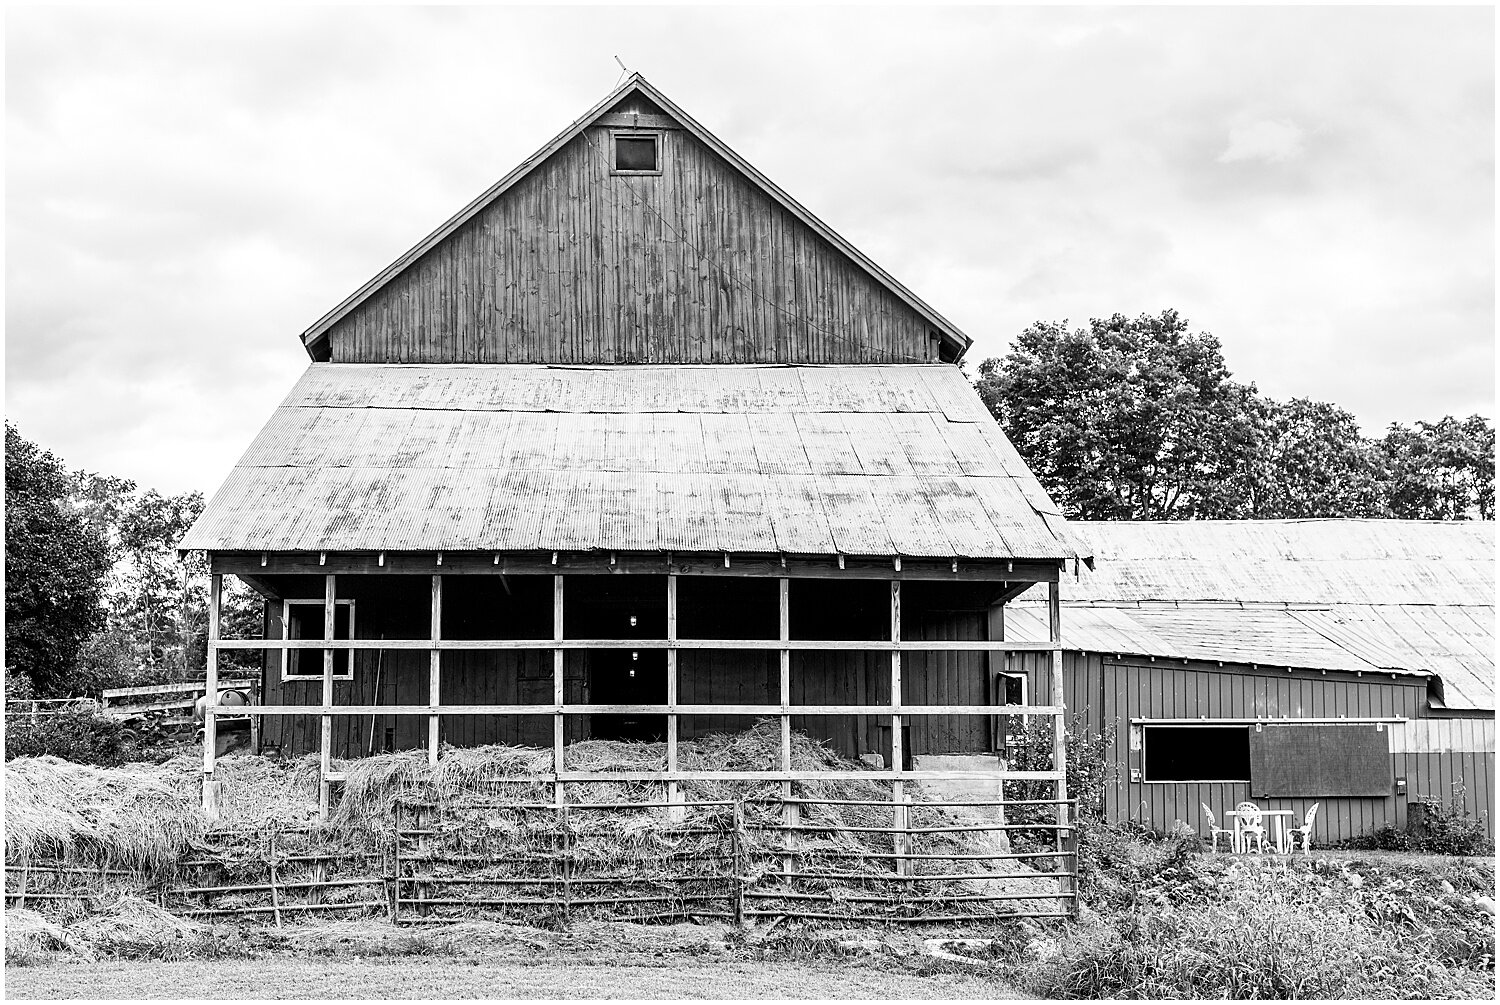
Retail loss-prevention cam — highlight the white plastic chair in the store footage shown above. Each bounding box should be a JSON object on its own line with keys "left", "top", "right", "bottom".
{"left": 1284, "top": 802, "right": 1320, "bottom": 854}
{"left": 1235, "top": 800, "right": 1268, "bottom": 853}
{"left": 1201, "top": 803, "right": 1233, "bottom": 854}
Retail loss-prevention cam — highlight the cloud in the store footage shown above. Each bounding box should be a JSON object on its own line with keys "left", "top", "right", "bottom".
{"left": 1217, "top": 120, "right": 1307, "bottom": 164}
{"left": 3, "top": 6, "right": 1492, "bottom": 493}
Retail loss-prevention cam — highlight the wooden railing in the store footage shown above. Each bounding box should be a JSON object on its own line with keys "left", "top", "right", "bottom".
{"left": 201, "top": 570, "right": 1071, "bottom": 850}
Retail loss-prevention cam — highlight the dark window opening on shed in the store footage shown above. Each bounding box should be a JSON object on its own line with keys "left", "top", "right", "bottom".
{"left": 789, "top": 579, "right": 888, "bottom": 641}
{"left": 441, "top": 575, "right": 553, "bottom": 640}
{"left": 565, "top": 576, "right": 668, "bottom": 743}
{"left": 613, "top": 134, "right": 659, "bottom": 173}
{"left": 1143, "top": 725, "right": 1249, "bottom": 782}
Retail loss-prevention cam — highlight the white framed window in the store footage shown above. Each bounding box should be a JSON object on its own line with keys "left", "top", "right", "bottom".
{"left": 996, "top": 671, "right": 1028, "bottom": 707}
{"left": 281, "top": 599, "right": 356, "bottom": 681}
{"left": 996, "top": 671, "right": 1030, "bottom": 755}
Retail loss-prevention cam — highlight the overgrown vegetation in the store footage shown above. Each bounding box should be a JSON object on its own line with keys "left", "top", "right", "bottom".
{"left": 1007, "top": 821, "right": 1496, "bottom": 1000}
{"left": 4, "top": 711, "right": 134, "bottom": 766}
{"left": 1342, "top": 788, "right": 1490, "bottom": 857}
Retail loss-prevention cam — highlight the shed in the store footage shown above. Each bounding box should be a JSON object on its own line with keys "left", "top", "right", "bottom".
{"left": 180, "top": 75, "right": 1082, "bottom": 816}
{"left": 1006, "top": 520, "right": 1496, "bottom": 842}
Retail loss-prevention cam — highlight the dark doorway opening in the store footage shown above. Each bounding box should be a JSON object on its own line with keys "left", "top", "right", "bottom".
{"left": 566, "top": 576, "right": 667, "bottom": 742}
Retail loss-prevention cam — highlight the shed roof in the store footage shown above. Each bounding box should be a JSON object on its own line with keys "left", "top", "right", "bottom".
{"left": 180, "top": 363, "right": 1078, "bottom": 561}
{"left": 1010, "top": 520, "right": 1494, "bottom": 712}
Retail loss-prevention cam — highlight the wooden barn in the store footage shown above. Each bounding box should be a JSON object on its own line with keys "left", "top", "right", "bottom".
{"left": 179, "top": 75, "right": 1084, "bottom": 817}
{"left": 1004, "top": 520, "right": 1496, "bottom": 844}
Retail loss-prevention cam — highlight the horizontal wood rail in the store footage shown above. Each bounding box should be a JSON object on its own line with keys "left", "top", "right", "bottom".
{"left": 389, "top": 769, "right": 1063, "bottom": 782}
{"left": 210, "top": 551, "right": 1062, "bottom": 584}
{"left": 102, "top": 680, "right": 254, "bottom": 700}
{"left": 211, "top": 638, "right": 1064, "bottom": 652}
{"left": 218, "top": 703, "right": 1062, "bottom": 717}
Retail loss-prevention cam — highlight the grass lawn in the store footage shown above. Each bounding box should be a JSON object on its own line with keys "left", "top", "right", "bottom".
{"left": 4, "top": 957, "right": 1026, "bottom": 1000}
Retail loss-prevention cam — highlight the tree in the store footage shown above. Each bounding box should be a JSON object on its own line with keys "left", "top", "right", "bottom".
{"left": 1242, "top": 397, "right": 1385, "bottom": 519}
{"left": 974, "top": 312, "right": 1495, "bottom": 523}
{"left": 4, "top": 423, "right": 111, "bottom": 697}
{"left": 72, "top": 479, "right": 262, "bottom": 686}
{"left": 975, "top": 310, "right": 1262, "bottom": 520}
{"left": 1378, "top": 415, "right": 1495, "bottom": 520}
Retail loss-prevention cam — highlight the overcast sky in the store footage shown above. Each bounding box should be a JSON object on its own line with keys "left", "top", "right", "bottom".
{"left": 6, "top": 6, "right": 1494, "bottom": 495}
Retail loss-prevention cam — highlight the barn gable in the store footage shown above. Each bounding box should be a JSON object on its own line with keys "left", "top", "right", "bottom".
{"left": 303, "top": 75, "right": 969, "bottom": 366}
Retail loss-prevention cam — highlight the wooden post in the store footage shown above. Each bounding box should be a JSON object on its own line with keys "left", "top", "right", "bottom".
{"left": 266, "top": 832, "right": 284, "bottom": 928}
{"left": 428, "top": 575, "right": 442, "bottom": 766}
{"left": 202, "top": 574, "right": 221, "bottom": 815}
{"left": 318, "top": 574, "right": 336, "bottom": 819}
{"left": 1049, "top": 577, "right": 1071, "bottom": 907}
{"left": 560, "top": 803, "right": 572, "bottom": 923}
{"left": 731, "top": 800, "right": 746, "bottom": 927}
{"left": 553, "top": 574, "right": 565, "bottom": 808}
{"left": 778, "top": 577, "right": 795, "bottom": 876}
{"left": 415, "top": 803, "right": 431, "bottom": 918}
{"left": 890, "top": 577, "right": 902, "bottom": 770}
{"left": 891, "top": 579, "right": 908, "bottom": 876}
{"left": 666, "top": 574, "right": 682, "bottom": 821}
{"left": 893, "top": 788, "right": 911, "bottom": 878}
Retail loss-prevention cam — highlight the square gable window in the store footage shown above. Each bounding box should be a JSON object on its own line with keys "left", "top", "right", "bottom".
{"left": 612, "top": 132, "right": 661, "bottom": 174}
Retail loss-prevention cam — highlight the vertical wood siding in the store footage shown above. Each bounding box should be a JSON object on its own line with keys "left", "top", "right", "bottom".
{"left": 325, "top": 127, "right": 934, "bottom": 365}
{"left": 1001, "top": 649, "right": 1493, "bottom": 843}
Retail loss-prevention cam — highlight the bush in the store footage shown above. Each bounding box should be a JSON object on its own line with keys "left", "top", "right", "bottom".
{"left": 1344, "top": 787, "right": 1490, "bottom": 857}
{"left": 1002, "top": 712, "right": 1114, "bottom": 820}
{"left": 1025, "top": 866, "right": 1493, "bottom": 999}
{"left": 5, "top": 710, "right": 131, "bottom": 765}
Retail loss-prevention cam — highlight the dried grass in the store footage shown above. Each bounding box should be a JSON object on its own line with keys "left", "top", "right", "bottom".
{"left": 4, "top": 756, "right": 204, "bottom": 874}
{"left": 3, "top": 907, "right": 88, "bottom": 964}
{"left": 67, "top": 895, "right": 210, "bottom": 960}
{"left": 6, "top": 722, "right": 1061, "bottom": 925}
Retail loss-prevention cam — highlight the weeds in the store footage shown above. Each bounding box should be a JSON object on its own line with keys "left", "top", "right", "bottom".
{"left": 1014, "top": 824, "right": 1497, "bottom": 1000}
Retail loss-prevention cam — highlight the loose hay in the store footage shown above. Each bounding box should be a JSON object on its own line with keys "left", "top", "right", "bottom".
{"left": 7, "top": 721, "right": 1064, "bottom": 927}
{"left": 67, "top": 895, "right": 211, "bottom": 960}
{"left": 3, "top": 907, "right": 88, "bottom": 964}
{"left": 4, "top": 756, "right": 204, "bottom": 874}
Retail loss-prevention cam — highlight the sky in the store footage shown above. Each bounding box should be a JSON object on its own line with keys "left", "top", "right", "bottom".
{"left": 5, "top": 5, "right": 1494, "bottom": 496}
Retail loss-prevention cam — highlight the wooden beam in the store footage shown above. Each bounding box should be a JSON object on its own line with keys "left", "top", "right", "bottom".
{"left": 209, "top": 552, "right": 1062, "bottom": 584}
{"left": 221, "top": 703, "right": 1065, "bottom": 716}
{"left": 211, "top": 638, "right": 1063, "bottom": 653}
{"left": 201, "top": 574, "right": 221, "bottom": 815}
{"left": 779, "top": 576, "right": 794, "bottom": 875}
{"left": 318, "top": 574, "right": 335, "bottom": 818}
{"left": 666, "top": 574, "right": 679, "bottom": 810}
{"left": 428, "top": 575, "right": 441, "bottom": 765}
{"left": 552, "top": 574, "right": 564, "bottom": 804}
{"left": 1049, "top": 579, "right": 1069, "bottom": 895}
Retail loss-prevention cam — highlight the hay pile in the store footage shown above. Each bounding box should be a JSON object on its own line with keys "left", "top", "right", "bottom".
{"left": 3, "top": 908, "right": 86, "bottom": 964}
{"left": 5, "top": 721, "right": 1063, "bottom": 925}
{"left": 4, "top": 757, "right": 205, "bottom": 874}
{"left": 67, "top": 895, "right": 210, "bottom": 960}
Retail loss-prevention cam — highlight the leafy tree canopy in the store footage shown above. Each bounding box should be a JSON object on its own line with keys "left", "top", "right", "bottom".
{"left": 975, "top": 310, "right": 1261, "bottom": 519}
{"left": 4, "top": 422, "right": 111, "bottom": 697}
{"left": 975, "top": 312, "right": 1495, "bottom": 522}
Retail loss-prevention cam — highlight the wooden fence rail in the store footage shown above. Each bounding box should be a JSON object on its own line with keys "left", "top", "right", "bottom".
{"left": 5, "top": 795, "right": 1077, "bottom": 926}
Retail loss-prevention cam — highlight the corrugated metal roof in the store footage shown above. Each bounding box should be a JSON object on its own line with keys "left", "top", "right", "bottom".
{"left": 1012, "top": 520, "right": 1494, "bottom": 712}
{"left": 181, "top": 363, "right": 1077, "bottom": 562}
{"left": 1063, "top": 520, "right": 1493, "bottom": 606}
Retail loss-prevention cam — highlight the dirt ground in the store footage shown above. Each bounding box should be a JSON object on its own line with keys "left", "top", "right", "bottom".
{"left": 4, "top": 958, "right": 1028, "bottom": 1000}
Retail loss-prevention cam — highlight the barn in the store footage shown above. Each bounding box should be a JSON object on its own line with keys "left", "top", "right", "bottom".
{"left": 179, "top": 75, "right": 1082, "bottom": 822}
{"left": 1004, "top": 520, "right": 1496, "bottom": 844}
